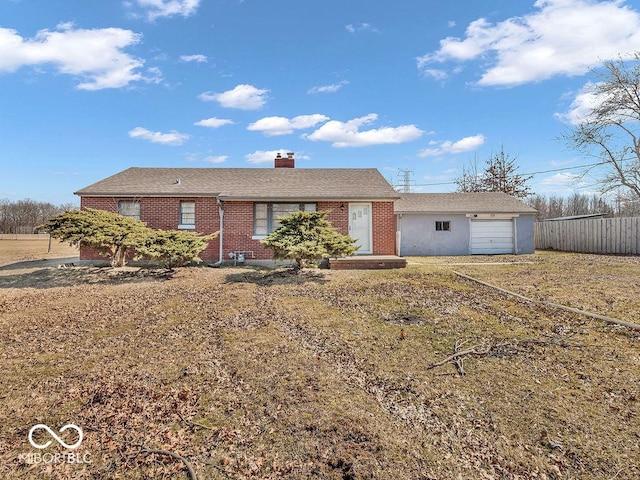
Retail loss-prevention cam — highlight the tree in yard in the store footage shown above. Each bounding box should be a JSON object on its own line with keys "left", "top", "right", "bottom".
{"left": 454, "top": 155, "right": 484, "bottom": 193}
{"left": 40, "top": 208, "right": 147, "bottom": 267}
{"left": 40, "top": 208, "right": 216, "bottom": 268}
{"left": 261, "top": 210, "right": 358, "bottom": 269}
{"left": 455, "top": 147, "right": 533, "bottom": 198}
{"left": 562, "top": 54, "right": 640, "bottom": 200}
{"left": 134, "top": 229, "right": 218, "bottom": 269}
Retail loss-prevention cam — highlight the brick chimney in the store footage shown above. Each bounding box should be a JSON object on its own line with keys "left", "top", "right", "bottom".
{"left": 274, "top": 152, "right": 295, "bottom": 168}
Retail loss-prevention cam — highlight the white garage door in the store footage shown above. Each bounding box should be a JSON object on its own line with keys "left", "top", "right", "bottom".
{"left": 470, "top": 219, "right": 514, "bottom": 254}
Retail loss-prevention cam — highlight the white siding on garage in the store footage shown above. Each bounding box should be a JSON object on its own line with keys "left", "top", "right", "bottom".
{"left": 470, "top": 219, "right": 514, "bottom": 254}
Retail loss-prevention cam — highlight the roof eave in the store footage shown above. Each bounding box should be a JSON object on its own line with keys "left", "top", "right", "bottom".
{"left": 395, "top": 210, "right": 535, "bottom": 215}
{"left": 75, "top": 192, "right": 220, "bottom": 197}
{"left": 220, "top": 195, "right": 400, "bottom": 202}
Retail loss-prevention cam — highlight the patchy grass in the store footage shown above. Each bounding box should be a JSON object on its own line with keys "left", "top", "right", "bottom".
{"left": 0, "top": 252, "right": 638, "bottom": 479}
{"left": 438, "top": 250, "right": 640, "bottom": 323}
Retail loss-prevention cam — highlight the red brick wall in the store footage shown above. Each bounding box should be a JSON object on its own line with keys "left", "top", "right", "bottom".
{"left": 78, "top": 197, "right": 396, "bottom": 262}
{"left": 79, "top": 196, "right": 221, "bottom": 261}
{"left": 220, "top": 201, "right": 353, "bottom": 260}
{"left": 371, "top": 201, "right": 396, "bottom": 255}
{"left": 221, "top": 201, "right": 268, "bottom": 260}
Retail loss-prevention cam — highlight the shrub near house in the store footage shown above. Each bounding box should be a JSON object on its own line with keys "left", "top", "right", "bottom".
{"left": 261, "top": 210, "right": 358, "bottom": 268}
{"left": 41, "top": 208, "right": 216, "bottom": 268}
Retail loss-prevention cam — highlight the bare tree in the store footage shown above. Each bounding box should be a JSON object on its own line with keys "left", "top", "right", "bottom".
{"left": 454, "top": 155, "right": 484, "bottom": 193}
{"left": 455, "top": 147, "right": 532, "bottom": 198}
{"left": 0, "top": 198, "right": 77, "bottom": 234}
{"left": 563, "top": 54, "right": 640, "bottom": 200}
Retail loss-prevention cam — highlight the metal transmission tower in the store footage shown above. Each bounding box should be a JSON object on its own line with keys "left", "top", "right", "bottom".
{"left": 396, "top": 169, "right": 415, "bottom": 193}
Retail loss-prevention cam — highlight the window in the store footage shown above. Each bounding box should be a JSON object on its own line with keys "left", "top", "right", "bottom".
{"left": 179, "top": 201, "right": 196, "bottom": 228}
{"left": 254, "top": 203, "right": 316, "bottom": 236}
{"left": 435, "top": 221, "right": 450, "bottom": 231}
{"left": 118, "top": 200, "right": 140, "bottom": 220}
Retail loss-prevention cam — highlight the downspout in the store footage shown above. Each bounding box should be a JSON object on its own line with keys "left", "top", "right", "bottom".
{"left": 396, "top": 214, "right": 402, "bottom": 256}
{"left": 217, "top": 198, "right": 224, "bottom": 264}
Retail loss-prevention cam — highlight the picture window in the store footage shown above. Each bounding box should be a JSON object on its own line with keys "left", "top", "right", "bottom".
{"left": 254, "top": 203, "right": 317, "bottom": 235}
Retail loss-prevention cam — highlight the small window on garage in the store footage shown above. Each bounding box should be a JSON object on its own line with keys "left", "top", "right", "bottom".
{"left": 435, "top": 221, "right": 451, "bottom": 231}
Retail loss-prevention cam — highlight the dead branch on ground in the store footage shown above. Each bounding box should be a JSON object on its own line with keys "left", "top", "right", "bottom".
{"left": 129, "top": 443, "right": 198, "bottom": 480}
{"left": 428, "top": 336, "right": 582, "bottom": 375}
{"left": 428, "top": 340, "right": 492, "bottom": 375}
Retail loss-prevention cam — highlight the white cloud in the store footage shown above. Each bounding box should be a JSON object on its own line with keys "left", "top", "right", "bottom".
{"left": 198, "top": 84, "right": 268, "bottom": 110}
{"left": 540, "top": 172, "right": 582, "bottom": 186}
{"left": 126, "top": 0, "right": 201, "bottom": 21}
{"left": 305, "top": 114, "right": 423, "bottom": 148}
{"left": 194, "top": 117, "right": 234, "bottom": 128}
{"left": 247, "top": 114, "right": 329, "bottom": 136}
{"left": 345, "top": 23, "right": 379, "bottom": 34}
{"left": 307, "top": 80, "right": 349, "bottom": 94}
{"left": 554, "top": 82, "right": 600, "bottom": 125}
{"left": 536, "top": 171, "right": 591, "bottom": 194}
{"left": 418, "top": 0, "right": 640, "bottom": 86}
{"left": 180, "top": 54, "right": 207, "bottom": 63}
{"left": 554, "top": 80, "right": 623, "bottom": 125}
{"left": 245, "top": 149, "right": 291, "bottom": 164}
{"left": 422, "top": 69, "right": 448, "bottom": 81}
{"left": 418, "top": 134, "right": 486, "bottom": 157}
{"left": 204, "top": 155, "right": 228, "bottom": 164}
{"left": 0, "top": 24, "right": 154, "bottom": 90}
{"left": 128, "top": 127, "right": 190, "bottom": 145}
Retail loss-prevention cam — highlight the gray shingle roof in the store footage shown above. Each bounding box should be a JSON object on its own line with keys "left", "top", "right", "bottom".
{"left": 75, "top": 167, "right": 400, "bottom": 201}
{"left": 395, "top": 192, "right": 536, "bottom": 214}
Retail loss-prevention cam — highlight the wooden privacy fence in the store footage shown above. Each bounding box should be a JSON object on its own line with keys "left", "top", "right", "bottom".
{"left": 536, "top": 217, "right": 640, "bottom": 254}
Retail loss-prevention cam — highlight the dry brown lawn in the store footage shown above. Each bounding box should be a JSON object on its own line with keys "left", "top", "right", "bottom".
{"left": 0, "top": 235, "right": 78, "bottom": 268}
{"left": 0, "top": 247, "right": 638, "bottom": 479}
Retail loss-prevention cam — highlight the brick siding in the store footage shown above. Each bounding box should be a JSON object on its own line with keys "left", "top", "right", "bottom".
{"left": 79, "top": 197, "right": 396, "bottom": 261}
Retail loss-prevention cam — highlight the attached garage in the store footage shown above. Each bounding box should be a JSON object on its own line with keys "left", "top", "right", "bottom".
{"left": 395, "top": 192, "right": 536, "bottom": 256}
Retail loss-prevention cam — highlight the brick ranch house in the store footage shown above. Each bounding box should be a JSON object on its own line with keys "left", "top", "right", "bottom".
{"left": 74, "top": 153, "right": 400, "bottom": 264}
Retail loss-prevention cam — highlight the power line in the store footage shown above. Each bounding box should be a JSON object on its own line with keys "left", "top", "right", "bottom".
{"left": 407, "top": 161, "right": 608, "bottom": 187}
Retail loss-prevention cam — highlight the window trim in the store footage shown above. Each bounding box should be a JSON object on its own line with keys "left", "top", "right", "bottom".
{"left": 178, "top": 201, "right": 196, "bottom": 229}
{"left": 253, "top": 202, "right": 317, "bottom": 236}
{"left": 435, "top": 220, "right": 451, "bottom": 232}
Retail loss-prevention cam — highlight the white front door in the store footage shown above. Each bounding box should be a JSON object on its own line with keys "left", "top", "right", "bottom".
{"left": 349, "top": 203, "right": 372, "bottom": 254}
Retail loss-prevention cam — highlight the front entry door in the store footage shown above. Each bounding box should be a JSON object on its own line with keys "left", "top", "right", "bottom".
{"left": 349, "top": 203, "right": 372, "bottom": 254}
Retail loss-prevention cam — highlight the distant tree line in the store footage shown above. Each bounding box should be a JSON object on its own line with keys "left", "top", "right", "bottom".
{"left": 526, "top": 192, "right": 640, "bottom": 220}
{"left": 0, "top": 198, "right": 76, "bottom": 234}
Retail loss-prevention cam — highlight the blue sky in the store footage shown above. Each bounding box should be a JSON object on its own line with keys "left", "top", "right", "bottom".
{"left": 2, "top": 0, "right": 640, "bottom": 205}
